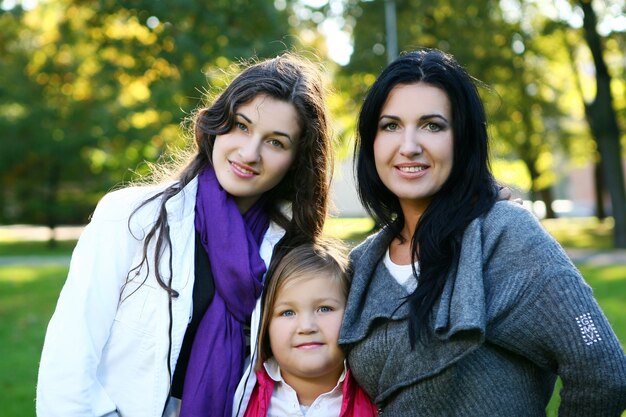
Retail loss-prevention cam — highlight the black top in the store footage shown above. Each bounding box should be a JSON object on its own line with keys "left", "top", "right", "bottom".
{"left": 171, "top": 232, "right": 215, "bottom": 399}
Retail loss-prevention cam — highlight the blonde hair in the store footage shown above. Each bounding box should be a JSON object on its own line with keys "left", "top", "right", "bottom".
{"left": 256, "top": 239, "right": 350, "bottom": 368}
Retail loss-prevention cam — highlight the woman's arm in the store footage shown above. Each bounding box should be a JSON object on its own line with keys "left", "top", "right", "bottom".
{"left": 484, "top": 205, "right": 626, "bottom": 416}
{"left": 36, "top": 190, "right": 145, "bottom": 417}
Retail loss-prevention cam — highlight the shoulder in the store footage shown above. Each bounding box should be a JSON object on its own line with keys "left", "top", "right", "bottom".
{"left": 470, "top": 201, "right": 553, "bottom": 251}
{"left": 91, "top": 178, "right": 198, "bottom": 226}
{"left": 468, "top": 201, "right": 576, "bottom": 286}
{"left": 91, "top": 183, "right": 170, "bottom": 222}
{"left": 479, "top": 200, "right": 543, "bottom": 233}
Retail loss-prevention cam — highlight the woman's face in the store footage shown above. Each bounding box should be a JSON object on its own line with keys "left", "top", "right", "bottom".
{"left": 212, "top": 94, "right": 300, "bottom": 213}
{"left": 373, "top": 82, "right": 453, "bottom": 214}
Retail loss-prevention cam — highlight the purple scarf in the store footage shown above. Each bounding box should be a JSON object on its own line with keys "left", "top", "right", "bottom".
{"left": 180, "top": 166, "right": 269, "bottom": 417}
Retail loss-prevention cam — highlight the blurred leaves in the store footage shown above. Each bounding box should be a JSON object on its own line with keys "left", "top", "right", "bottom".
{"left": 0, "top": 0, "right": 299, "bottom": 225}
{"left": 1, "top": 0, "right": 625, "bottom": 231}
{"left": 339, "top": 0, "right": 626, "bottom": 210}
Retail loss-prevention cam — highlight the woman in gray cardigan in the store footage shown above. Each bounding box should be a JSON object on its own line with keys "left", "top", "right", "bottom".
{"left": 339, "top": 48, "right": 626, "bottom": 416}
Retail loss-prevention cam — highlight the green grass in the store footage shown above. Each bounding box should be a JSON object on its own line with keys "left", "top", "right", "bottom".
{"left": 0, "top": 264, "right": 69, "bottom": 417}
{"left": 326, "top": 216, "right": 617, "bottom": 251}
{"left": 541, "top": 216, "right": 614, "bottom": 250}
{"left": 2, "top": 217, "right": 625, "bottom": 417}
{"left": 324, "top": 216, "right": 375, "bottom": 247}
{"left": 0, "top": 240, "right": 77, "bottom": 257}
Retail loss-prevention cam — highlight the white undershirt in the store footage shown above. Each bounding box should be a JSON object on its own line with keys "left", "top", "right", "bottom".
{"left": 384, "top": 247, "right": 419, "bottom": 292}
{"left": 263, "top": 358, "right": 346, "bottom": 417}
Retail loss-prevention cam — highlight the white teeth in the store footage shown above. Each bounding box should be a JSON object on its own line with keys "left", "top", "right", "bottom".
{"left": 231, "top": 162, "right": 254, "bottom": 175}
{"left": 398, "top": 166, "right": 425, "bottom": 173}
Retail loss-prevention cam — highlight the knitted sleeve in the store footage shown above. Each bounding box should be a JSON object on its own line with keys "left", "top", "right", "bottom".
{"left": 485, "top": 207, "right": 626, "bottom": 416}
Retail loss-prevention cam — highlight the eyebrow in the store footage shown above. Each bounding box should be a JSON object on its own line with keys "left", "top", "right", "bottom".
{"left": 235, "top": 112, "right": 294, "bottom": 143}
{"left": 379, "top": 113, "right": 450, "bottom": 123}
{"left": 273, "top": 296, "right": 344, "bottom": 308}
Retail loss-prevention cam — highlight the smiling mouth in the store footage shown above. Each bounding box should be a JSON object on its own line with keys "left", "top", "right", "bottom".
{"left": 230, "top": 161, "right": 257, "bottom": 176}
{"left": 397, "top": 166, "right": 426, "bottom": 173}
{"left": 296, "top": 342, "right": 323, "bottom": 349}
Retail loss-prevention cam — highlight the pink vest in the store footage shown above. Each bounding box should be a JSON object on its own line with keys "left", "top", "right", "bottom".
{"left": 243, "top": 367, "right": 378, "bottom": 417}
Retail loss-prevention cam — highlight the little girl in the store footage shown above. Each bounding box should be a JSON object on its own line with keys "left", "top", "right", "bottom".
{"left": 241, "top": 241, "right": 377, "bottom": 417}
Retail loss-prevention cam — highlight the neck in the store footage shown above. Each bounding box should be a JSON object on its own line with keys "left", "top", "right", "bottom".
{"left": 398, "top": 200, "right": 426, "bottom": 240}
{"left": 390, "top": 203, "right": 424, "bottom": 265}
{"left": 281, "top": 365, "right": 343, "bottom": 406}
{"left": 398, "top": 213, "right": 421, "bottom": 244}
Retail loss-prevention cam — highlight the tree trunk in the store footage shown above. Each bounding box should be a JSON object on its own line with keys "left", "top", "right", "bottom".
{"left": 579, "top": 0, "right": 626, "bottom": 247}
{"left": 539, "top": 187, "right": 557, "bottom": 219}
{"left": 594, "top": 160, "right": 606, "bottom": 220}
{"left": 523, "top": 158, "right": 556, "bottom": 218}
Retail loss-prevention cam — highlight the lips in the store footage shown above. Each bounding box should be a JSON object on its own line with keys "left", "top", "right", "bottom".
{"left": 398, "top": 165, "right": 426, "bottom": 173}
{"left": 395, "top": 163, "right": 429, "bottom": 175}
{"left": 229, "top": 160, "right": 258, "bottom": 177}
{"left": 295, "top": 342, "right": 324, "bottom": 349}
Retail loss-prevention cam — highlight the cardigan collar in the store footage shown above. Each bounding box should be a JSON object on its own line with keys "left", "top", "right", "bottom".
{"left": 341, "top": 223, "right": 488, "bottom": 343}
{"left": 339, "top": 224, "right": 488, "bottom": 403}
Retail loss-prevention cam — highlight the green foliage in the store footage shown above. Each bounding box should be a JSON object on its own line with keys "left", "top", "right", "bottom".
{"left": 0, "top": 0, "right": 299, "bottom": 226}
{"left": 0, "top": 264, "right": 69, "bottom": 417}
{"left": 339, "top": 0, "right": 626, "bottom": 209}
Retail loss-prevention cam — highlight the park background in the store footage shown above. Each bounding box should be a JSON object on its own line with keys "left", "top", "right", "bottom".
{"left": 1, "top": 0, "right": 625, "bottom": 416}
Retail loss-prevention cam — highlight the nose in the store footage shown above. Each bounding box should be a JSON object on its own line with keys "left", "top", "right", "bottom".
{"left": 297, "top": 312, "right": 319, "bottom": 334}
{"left": 238, "top": 137, "right": 261, "bottom": 163}
{"left": 399, "top": 127, "right": 423, "bottom": 158}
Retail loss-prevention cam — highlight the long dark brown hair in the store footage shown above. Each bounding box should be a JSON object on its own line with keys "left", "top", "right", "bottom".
{"left": 127, "top": 53, "right": 333, "bottom": 298}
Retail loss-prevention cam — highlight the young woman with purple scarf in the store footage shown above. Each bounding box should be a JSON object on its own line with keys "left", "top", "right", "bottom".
{"left": 36, "top": 53, "right": 334, "bottom": 417}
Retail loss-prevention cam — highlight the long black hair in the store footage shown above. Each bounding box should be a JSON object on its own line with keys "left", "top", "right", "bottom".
{"left": 128, "top": 53, "right": 333, "bottom": 298}
{"left": 355, "top": 48, "right": 498, "bottom": 344}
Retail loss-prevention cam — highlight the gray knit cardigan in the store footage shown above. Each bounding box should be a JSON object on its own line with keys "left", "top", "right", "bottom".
{"left": 339, "top": 201, "right": 626, "bottom": 416}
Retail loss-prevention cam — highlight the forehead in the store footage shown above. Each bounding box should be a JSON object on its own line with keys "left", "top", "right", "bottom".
{"left": 276, "top": 273, "right": 346, "bottom": 299}
{"left": 236, "top": 94, "right": 301, "bottom": 138}
{"left": 382, "top": 83, "right": 451, "bottom": 116}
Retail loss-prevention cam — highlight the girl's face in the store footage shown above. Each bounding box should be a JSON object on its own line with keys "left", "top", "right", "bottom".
{"left": 373, "top": 83, "right": 454, "bottom": 215}
{"left": 269, "top": 274, "right": 345, "bottom": 389}
{"left": 212, "top": 94, "right": 300, "bottom": 213}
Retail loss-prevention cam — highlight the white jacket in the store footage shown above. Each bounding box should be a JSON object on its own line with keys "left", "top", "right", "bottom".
{"left": 36, "top": 177, "right": 284, "bottom": 417}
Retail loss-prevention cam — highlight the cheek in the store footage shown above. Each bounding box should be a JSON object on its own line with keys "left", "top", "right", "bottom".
{"left": 373, "top": 136, "right": 385, "bottom": 160}
{"left": 268, "top": 322, "right": 288, "bottom": 350}
{"left": 443, "top": 140, "right": 454, "bottom": 173}
{"left": 268, "top": 153, "right": 297, "bottom": 183}
{"left": 277, "top": 156, "right": 296, "bottom": 174}
{"left": 373, "top": 139, "right": 387, "bottom": 175}
{"left": 323, "top": 315, "right": 344, "bottom": 340}
{"left": 212, "top": 136, "right": 226, "bottom": 160}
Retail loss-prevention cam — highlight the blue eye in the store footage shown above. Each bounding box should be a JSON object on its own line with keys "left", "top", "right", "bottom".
{"left": 382, "top": 122, "right": 399, "bottom": 131}
{"left": 318, "top": 306, "right": 333, "bottom": 313}
{"left": 424, "top": 122, "right": 442, "bottom": 132}
{"left": 280, "top": 310, "right": 295, "bottom": 317}
{"left": 267, "top": 139, "right": 285, "bottom": 149}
